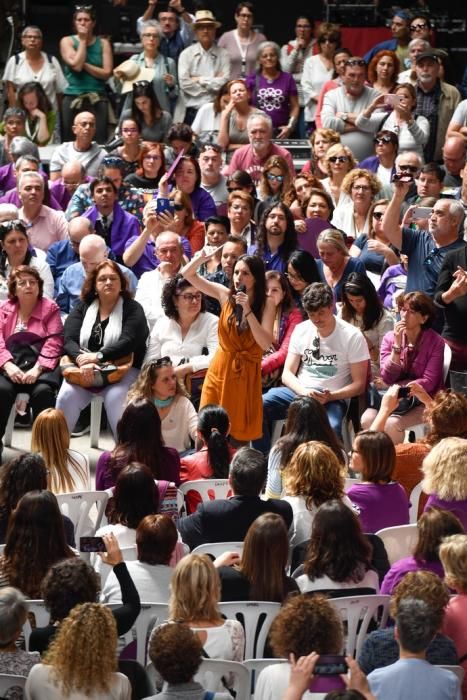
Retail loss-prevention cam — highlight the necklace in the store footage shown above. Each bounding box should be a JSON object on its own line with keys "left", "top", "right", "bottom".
{"left": 154, "top": 396, "right": 175, "bottom": 408}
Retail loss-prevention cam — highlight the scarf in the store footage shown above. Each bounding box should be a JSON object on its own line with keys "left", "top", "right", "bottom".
{"left": 79, "top": 297, "right": 123, "bottom": 351}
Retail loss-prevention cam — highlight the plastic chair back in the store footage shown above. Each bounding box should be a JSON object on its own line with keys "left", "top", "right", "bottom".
{"left": 409, "top": 481, "right": 424, "bottom": 523}
{"left": 56, "top": 490, "right": 109, "bottom": 542}
{"left": 243, "top": 658, "right": 287, "bottom": 697}
{"left": 23, "top": 599, "right": 50, "bottom": 650}
{"left": 330, "top": 594, "right": 390, "bottom": 658}
{"left": 218, "top": 601, "right": 281, "bottom": 659}
{"left": 375, "top": 523, "right": 418, "bottom": 565}
{"left": 437, "top": 665, "right": 465, "bottom": 683}
{"left": 133, "top": 602, "right": 169, "bottom": 666}
{"left": 192, "top": 542, "right": 244, "bottom": 558}
{"left": 0, "top": 674, "right": 27, "bottom": 694}
{"left": 198, "top": 658, "right": 250, "bottom": 699}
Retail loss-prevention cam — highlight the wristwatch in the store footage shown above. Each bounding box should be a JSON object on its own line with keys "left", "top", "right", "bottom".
{"left": 341, "top": 113, "right": 348, "bottom": 122}
{"left": 96, "top": 351, "right": 104, "bottom": 362}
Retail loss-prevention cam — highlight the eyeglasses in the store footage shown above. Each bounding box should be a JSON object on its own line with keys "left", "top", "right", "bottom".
{"left": 177, "top": 292, "right": 202, "bottom": 302}
{"left": 151, "top": 356, "right": 172, "bottom": 368}
{"left": 352, "top": 184, "right": 371, "bottom": 191}
{"left": 144, "top": 154, "right": 161, "bottom": 161}
{"left": 372, "top": 211, "right": 385, "bottom": 220}
{"left": 345, "top": 59, "right": 366, "bottom": 67}
{"left": 374, "top": 136, "right": 394, "bottom": 145}
{"left": 328, "top": 155, "right": 349, "bottom": 163}
{"left": 267, "top": 173, "right": 284, "bottom": 182}
{"left": 285, "top": 271, "right": 303, "bottom": 282}
{"left": 103, "top": 156, "right": 124, "bottom": 167}
{"left": 0, "top": 219, "right": 26, "bottom": 232}
{"left": 410, "top": 23, "right": 427, "bottom": 30}
{"left": 134, "top": 80, "right": 150, "bottom": 88}
{"left": 399, "top": 164, "right": 420, "bottom": 173}
{"left": 16, "top": 278, "right": 38, "bottom": 288}
{"left": 22, "top": 34, "right": 41, "bottom": 39}
{"left": 311, "top": 335, "right": 320, "bottom": 360}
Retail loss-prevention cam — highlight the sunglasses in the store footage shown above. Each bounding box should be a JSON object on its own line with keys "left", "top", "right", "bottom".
{"left": 173, "top": 203, "right": 185, "bottom": 211}
{"left": 103, "top": 156, "right": 124, "bottom": 167}
{"left": 372, "top": 211, "right": 385, "bottom": 220}
{"left": 75, "top": 4, "right": 94, "bottom": 12}
{"left": 134, "top": 80, "right": 150, "bottom": 88}
{"left": 227, "top": 186, "right": 242, "bottom": 192}
{"left": 399, "top": 164, "right": 420, "bottom": 173}
{"left": 410, "top": 23, "right": 427, "bottom": 30}
{"left": 0, "top": 219, "right": 27, "bottom": 234}
{"left": 199, "top": 143, "right": 223, "bottom": 154}
{"left": 150, "top": 356, "right": 172, "bottom": 368}
{"left": 328, "top": 155, "right": 349, "bottom": 163}
{"left": 374, "top": 136, "right": 395, "bottom": 145}
{"left": 311, "top": 335, "right": 320, "bottom": 360}
{"left": 345, "top": 59, "right": 366, "bottom": 67}
{"left": 267, "top": 173, "right": 284, "bottom": 182}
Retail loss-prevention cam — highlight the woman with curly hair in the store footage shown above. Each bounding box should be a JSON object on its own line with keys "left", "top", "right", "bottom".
{"left": 0, "top": 491, "right": 75, "bottom": 597}
{"left": 215, "top": 512, "right": 299, "bottom": 601}
{"left": 25, "top": 603, "right": 131, "bottom": 699}
{"left": 296, "top": 499, "right": 379, "bottom": 594}
{"left": 266, "top": 396, "right": 345, "bottom": 499}
{"left": 127, "top": 357, "right": 197, "bottom": 453}
{"left": 283, "top": 172, "right": 324, "bottom": 219}
{"left": 421, "top": 437, "right": 467, "bottom": 529}
{"left": 331, "top": 169, "right": 382, "bottom": 242}
{"left": 367, "top": 50, "right": 400, "bottom": 94}
{"left": 358, "top": 570, "right": 457, "bottom": 674}
{"left": 30, "top": 408, "right": 90, "bottom": 494}
{"left": 381, "top": 507, "right": 464, "bottom": 595}
{"left": 283, "top": 441, "right": 353, "bottom": 546}
{"left": 255, "top": 593, "right": 345, "bottom": 698}
{"left": 301, "top": 127, "right": 341, "bottom": 178}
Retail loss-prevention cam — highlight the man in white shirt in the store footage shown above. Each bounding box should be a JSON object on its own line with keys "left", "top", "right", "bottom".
{"left": 178, "top": 10, "right": 230, "bottom": 126}
{"left": 255, "top": 282, "right": 369, "bottom": 451}
{"left": 49, "top": 111, "right": 105, "bottom": 180}
{"left": 135, "top": 231, "right": 184, "bottom": 331}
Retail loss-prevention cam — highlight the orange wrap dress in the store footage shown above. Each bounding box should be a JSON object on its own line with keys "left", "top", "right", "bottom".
{"left": 200, "top": 301, "right": 263, "bottom": 442}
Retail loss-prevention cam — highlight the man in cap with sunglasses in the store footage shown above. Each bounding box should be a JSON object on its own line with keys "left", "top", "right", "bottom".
{"left": 322, "top": 57, "right": 380, "bottom": 162}
{"left": 178, "top": 10, "right": 230, "bottom": 125}
{"left": 49, "top": 111, "right": 105, "bottom": 181}
{"left": 255, "top": 282, "right": 369, "bottom": 452}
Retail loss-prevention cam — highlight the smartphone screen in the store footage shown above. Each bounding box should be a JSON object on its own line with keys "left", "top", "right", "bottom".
{"left": 313, "top": 655, "right": 348, "bottom": 676}
{"left": 398, "top": 386, "right": 410, "bottom": 398}
{"left": 156, "top": 198, "right": 175, "bottom": 215}
{"left": 80, "top": 536, "right": 106, "bottom": 553}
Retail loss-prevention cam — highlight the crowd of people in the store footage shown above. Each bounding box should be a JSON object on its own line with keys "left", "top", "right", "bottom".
{"left": 0, "top": 1, "right": 467, "bottom": 699}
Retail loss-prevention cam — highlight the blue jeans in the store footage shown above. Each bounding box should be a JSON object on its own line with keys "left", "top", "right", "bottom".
{"left": 253, "top": 386, "right": 347, "bottom": 454}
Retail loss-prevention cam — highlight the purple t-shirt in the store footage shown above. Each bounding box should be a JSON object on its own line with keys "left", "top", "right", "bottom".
{"left": 95, "top": 449, "right": 181, "bottom": 490}
{"left": 424, "top": 495, "right": 467, "bottom": 531}
{"left": 347, "top": 482, "right": 410, "bottom": 534}
{"left": 246, "top": 71, "right": 298, "bottom": 129}
{"left": 381, "top": 556, "right": 445, "bottom": 595}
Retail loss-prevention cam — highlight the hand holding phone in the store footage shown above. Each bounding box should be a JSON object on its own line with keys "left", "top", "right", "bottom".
{"left": 398, "top": 385, "right": 410, "bottom": 399}
{"left": 80, "top": 536, "right": 106, "bottom": 553}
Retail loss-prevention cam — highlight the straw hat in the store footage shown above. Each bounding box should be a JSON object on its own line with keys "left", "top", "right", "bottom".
{"left": 114, "top": 60, "right": 155, "bottom": 94}
{"left": 192, "top": 9, "right": 221, "bottom": 29}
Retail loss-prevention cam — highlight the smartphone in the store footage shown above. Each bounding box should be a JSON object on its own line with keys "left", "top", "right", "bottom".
{"left": 398, "top": 386, "right": 410, "bottom": 399}
{"left": 156, "top": 198, "right": 175, "bottom": 215}
{"left": 313, "top": 655, "right": 348, "bottom": 676}
{"left": 412, "top": 206, "right": 432, "bottom": 220}
{"left": 80, "top": 536, "right": 106, "bottom": 553}
{"left": 384, "top": 94, "right": 403, "bottom": 108}
{"left": 391, "top": 172, "right": 413, "bottom": 184}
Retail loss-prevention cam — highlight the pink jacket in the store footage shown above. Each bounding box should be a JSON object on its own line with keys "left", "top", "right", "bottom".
{"left": 0, "top": 297, "right": 64, "bottom": 370}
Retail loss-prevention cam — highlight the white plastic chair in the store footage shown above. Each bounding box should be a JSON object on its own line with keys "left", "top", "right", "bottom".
{"left": 90, "top": 395, "right": 104, "bottom": 448}
{"left": 0, "top": 674, "right": 27, "bottom": 694}
{"left": 23, "top": 599, "right": 50, "bottom": 650}
{"left": 56, "top": 490, "right": 109, "bottom": 543}
{"left": 437, "top": 665, "right": 465, "bottom": 683}
{"left": 218, "top": 601, "right": 281, "bottom": 660}
{"left": 3, "top": 405, "right": 16, "bottom": 447}
{"left": 198, "top": 658, "right": 250, "bottom": 700}
{"left": 375, "top": 523, "right": 418, "bottom": 565}
{"left": 330, "top": 595, "right": 391, "bottom": 658}
{"left": 243, "top": 658, "right": 287, "bottom": 698}
{"left": 179, "top": 479, "right": 232, "bottom": 514}
{"left": 409, "top": 481, "right": 424, "bottom": 524}
{"left": 131, "top": 602, "right": 169, "bottom": 666}
{"left": 270, "top": 420, "right": 285, "bottom": 447}
{"left": 192, "top": 542, "right": 244, "bottom": 558}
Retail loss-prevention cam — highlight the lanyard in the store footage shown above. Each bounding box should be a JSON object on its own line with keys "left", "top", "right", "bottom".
{"left": 234, "top": 29, "right": 252, "bottom": 78}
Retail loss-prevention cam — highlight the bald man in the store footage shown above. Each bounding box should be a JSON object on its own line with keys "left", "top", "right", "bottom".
{"left": 49, "top": 160, "right": 91, "bottom": 211}
{"left": 57, "top": 233, "right": 137, "bottom": 314}
{"left": 47, "top": 216, "right": 94, "bottom": 294}
{"left": 443, "top": 135, "right": 467, "bottom": 188}
{"left": 49, "top": 111, "right": 105, "bottom": 180}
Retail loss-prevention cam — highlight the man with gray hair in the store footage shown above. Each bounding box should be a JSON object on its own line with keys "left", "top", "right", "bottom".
{"left": 368, "top": 599, "right": 461, "bottom": 700}
{"left": 57, "top": 233, "right": 137, "bottom": 314}
{"left": 0, "top": 136, "right": 39, "bottom": 195}
{"left": 18, "top": 171, "right": 68, "bottom": 251}
{"left": 135, "top": 230, "right": 185, "bottom": 330}
{"left": 0, "top": 155, "right": 61, "bottom": 210}
{"left": 398, "top": 38, "right": 431, "bottom": 85}
{"left": 225, "top": 113, "right": 295, "bottom": 184}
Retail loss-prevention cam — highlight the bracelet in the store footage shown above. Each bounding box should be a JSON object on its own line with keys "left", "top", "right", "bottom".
{"left": 392, "top": 345, "right": 401, "bottom": 353}
{"left": 245, "top": 310, "right": 252, "bottom": 319}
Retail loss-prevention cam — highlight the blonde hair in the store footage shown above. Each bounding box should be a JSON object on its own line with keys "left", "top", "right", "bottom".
{"left": 44, "top": 603, "right": 118, "bottom": 697}
{"left": 421, "top": 437, "right": 467, "bottom": 500}
{"left": 31, "top": 408, "right": 88, "bottom": 494}
{"left": 317, "top": 228, "right": 349, "bottom": 256}
{"left": 439, "top": 534, "right": 467, "bottom": 592}
{"left": 341, "top": 168, "right": 381, "bottom": 197}
{"left": 283, "top": 441, "right": 345, "bottom": 511}
{"left": 169, "top": 554, "right": 222, "bottom": 624}
{"left": 324, "top": 144, "right": 356, "bottom": 177}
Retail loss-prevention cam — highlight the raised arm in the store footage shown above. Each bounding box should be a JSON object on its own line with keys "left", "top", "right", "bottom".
{"left": 60, "top": 35, "right": 87, "bottom": 72}
{"left": 181, "top": 248, "right": 231, "bottom": 305}
{"left": 381, "top": 180, "right": 412, "bottom": 250}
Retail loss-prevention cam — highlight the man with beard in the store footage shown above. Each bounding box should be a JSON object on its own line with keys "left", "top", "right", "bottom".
{"left": 248, "top": 202, "right": 298, "bottom": 273}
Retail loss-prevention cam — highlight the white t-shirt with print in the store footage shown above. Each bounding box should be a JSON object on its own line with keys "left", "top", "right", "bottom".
{"left": 288, "top": 317, "right": 369, "bottom": 393}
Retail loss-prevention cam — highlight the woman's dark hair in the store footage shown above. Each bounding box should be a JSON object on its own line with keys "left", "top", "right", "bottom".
{"left": 197, "top": 404, "right": 231, "bottom": 479}
{"left": 136, "top": 141, "right": 166, "bottom": 180}
{"left": 376, "top": 129, "right": 399, "bottom": 153}
{"left": 397, "top": 291, "right": 436, "bottom": 328}
{"left": 149, "top": 623, "right": 203, "bottom": 684}
{"left": 287, "top": 250, "right": 321, "bottom": 287}
{"left": 131, "top": 80, "right": 162, "bottom": 126}
{"left": 235, "top": 1, "right": 254, "bottom": 14}
{"left": 265, "top": 270, "right": 294, "bottom": 314}
{"left": 174, "top": 155, "right": 202, "bottom": 189}
{"left": 4, "top": 491, "right": 74, "bottom": 598}
{"left": 167, "top": 122, "right": 194, "bottom": 145}
{"left": 301, "top": 187, "right": 335, "bottom": 220}
{"left": 303, "top": 500, "right": 372, "bottom": 583}
{"left": 276, "top": 396, "right": 344, "bottom": 469}
{"left": 413, "top": 507, "right": 464, "bottom": 564}
{"left": 162, "top": 274, "right": 206, "bottom": 320}
{"left": 0, "top": 222, "right": 32, "bottom": 279}
{"left": 354, "top": 430, "right": 396, "bottom": 483}
{"left": 341, "top": 272, "right": 384, "bottom": 331}
{"left": 213, "top": 83, "right": 230, "bottom": 115}
{"left": 17, "top": 81, "right": 52, "bottom": 114}
{"left": 136, "top": 514, "right": 178, "bottom": 565}
{"left": 227, "top": 254, "right": 267, "bottom": 326}
{"left": 90, "top": 175, "right": 118, "bottom": 196}
{"left": 110, "top": 399, "right": 167, "bottom": 481}
{"left": 0, "top": 454, "right": 47, "bottom": 539}
{"left": 81, "top": 259, "right": 131, "bottom": 304}
{"left": 255, "top": 202, "right": 297, "bottom": 263}
{"left": 107, "top": 462, "right": 160, "bottom": 529}
{"left": 73, "top": 5, "right": 96, "bottom": 22}
{"left": 227, "top": 169, "right": 256, "bottom": 197}
{"left": 8, "top": 264, "right": 43, "bottom": 301}
{"left": 42, "top": 558, "right": 100, "bottom": 623}
{"left": 332, "top": 48, "right": 352, "bottom": 78}
{"left": 239, "top": 513, "right": 290, "bottom": 602}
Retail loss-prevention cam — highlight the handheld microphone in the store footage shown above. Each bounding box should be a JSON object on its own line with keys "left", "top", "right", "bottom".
{"left": 234, "top": 284, "right": 246, "bottom": 326}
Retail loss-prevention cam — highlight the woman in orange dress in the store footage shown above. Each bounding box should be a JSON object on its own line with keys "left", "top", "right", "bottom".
{"left": 181, "top": 251, "right": 275, "bottom": 443}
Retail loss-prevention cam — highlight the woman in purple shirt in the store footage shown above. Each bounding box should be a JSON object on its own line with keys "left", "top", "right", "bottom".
{"left": 380, "top": 507, "right": 464, "bottom": 595}
{"left": 246, "top": 42, "right": 299, "bottom": 138}
{"left": 422, "top": 437, "right": 467, "bottom": 530}
{"left": 347, "top": 430, "right": 409, "bottom": 533}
